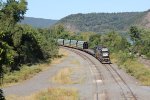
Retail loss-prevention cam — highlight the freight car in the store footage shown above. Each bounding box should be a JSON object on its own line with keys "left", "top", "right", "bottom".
{"left": 77, "top": 40, "right": 88, "bottom": 49}
{"left": 57, "top": 39, "right": 88, "bottom": 49}
{"left": 57, "top": 39, "right": 111, "bottom": 64}
{"left": 57, "top": 39, "right": 64, "bottom": 46}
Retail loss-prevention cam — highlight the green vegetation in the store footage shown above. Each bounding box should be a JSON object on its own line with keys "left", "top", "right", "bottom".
{"left": 89, "top": 31, "right": 130, "bottom": 51}
{"left": 54, "top": 24, "right": 96, "bottom": 41}
{"left": 129, "top": 26, "right": 150, "bottom": 58}
{"left": 111, "top": 53, "right": 150, "bottom": 85}
{"left": 0, "top": 0, "right": 59, "bottom": 85}
{"left": 4, "top": 65, "right": 42, "bottom": 85}
{"left": 57, "top": 11, "right": 147, "bottom": 33}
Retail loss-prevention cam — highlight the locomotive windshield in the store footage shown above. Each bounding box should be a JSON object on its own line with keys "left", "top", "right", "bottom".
{"left": 102, "top": 52, "right": 109, "bottom": 57}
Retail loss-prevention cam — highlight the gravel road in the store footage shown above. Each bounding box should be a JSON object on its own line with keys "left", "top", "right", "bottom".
{"left": 3, "top": 47, "right": 150, "bottom": 100}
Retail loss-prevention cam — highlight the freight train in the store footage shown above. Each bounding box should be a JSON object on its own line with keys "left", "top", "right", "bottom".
{"left": 57, "top": 39, "right": 111, "bottom": 64}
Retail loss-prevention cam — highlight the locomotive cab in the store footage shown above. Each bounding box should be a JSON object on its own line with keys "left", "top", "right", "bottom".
{"left": 95, "top": 46, "right": 111, "bottom": 64}
{"left": 100, "top": 48, "right": 110, "bottom": 63}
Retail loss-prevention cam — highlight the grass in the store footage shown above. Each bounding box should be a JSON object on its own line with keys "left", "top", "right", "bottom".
{"left": 52, "top": 67, "right": 84, "bottom": 84}
{"left": 6, "top": 88, "right": 79, "bottom": 100}
{"left": 52, "top": 68, "right": 73, "bottom": 84}
{"left": 123, "top": 59, "right": 150, "bottom": 85}
{"left": 111, "top": 52, "right": 150, "bottom": 86}
{"left": 3, "top": 48, "right": 68, "bottom": 87}
{"left": 3, "top": 65, "right": 43, "bottom": 87}
{"left": 6, "top": 95, "right": 33, "bottom": 100}
{"left": 35, "top": 88, "right": 79, "bottom": 100}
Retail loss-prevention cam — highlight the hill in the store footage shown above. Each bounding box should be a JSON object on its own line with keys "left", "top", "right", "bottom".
{"left": 21, "top": 17, "right": 58, "bottom": 28}
{"left": 57, "top": 11, "right": 150, "bottom": 33}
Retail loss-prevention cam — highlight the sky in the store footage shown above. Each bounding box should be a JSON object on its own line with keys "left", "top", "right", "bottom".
{"left": 26, "top": 0, "right": 150, "bottom": 20}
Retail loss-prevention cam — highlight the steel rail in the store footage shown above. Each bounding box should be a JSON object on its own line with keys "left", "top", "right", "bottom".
{"left": 66, "top": 47, "right": 108, "bottom": 100}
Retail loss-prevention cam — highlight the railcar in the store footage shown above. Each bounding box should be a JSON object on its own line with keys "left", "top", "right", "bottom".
{"left": 64, "top": 39, "right": 71, "bottom": 46}
{"left": 57, "top": 39, "right": 110, "bottom": 64}
{"left": 77, "top": 41, "right": 88, "bottom": 49}
{"left": 57, "top": 39, "right": 64, "bottom": 45}
{"left": 70, "top": 40, "right": 78, "bottom": 47}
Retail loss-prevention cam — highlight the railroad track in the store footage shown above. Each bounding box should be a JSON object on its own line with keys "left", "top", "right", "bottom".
{"left": 104, "top": 64, "right": 137, "bottom": 100}
{"left": 63, "top": 47, "right": 137, "bottom": 100}
{"left": 64, "top": 47, "right": 108, "bottom": 100}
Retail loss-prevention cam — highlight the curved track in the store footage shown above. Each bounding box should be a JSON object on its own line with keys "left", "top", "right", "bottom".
{"left": 68, "top": 47, "right": 108, "bottom": 100}
{"left": 65, "top": 47, "right": 138, "bottom": 100}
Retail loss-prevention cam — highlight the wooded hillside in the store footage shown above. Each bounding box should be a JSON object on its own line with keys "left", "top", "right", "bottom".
{"left": 57, "top": 11, "right": 149, "bottom": 33}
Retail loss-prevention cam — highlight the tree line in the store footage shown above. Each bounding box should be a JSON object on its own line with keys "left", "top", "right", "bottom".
{"left": 89, "top": 26, "right": 150, "bottom": 59}
{"left": 56, "top": 24, "right": 150, "bottom": 60}
{"left": 0, "top": 0, "right": 59, "bottom": 74}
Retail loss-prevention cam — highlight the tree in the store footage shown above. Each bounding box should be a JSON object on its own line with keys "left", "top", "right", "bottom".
{"left": 0, "top": 0, "right": 27, "bottom": 71}
{"left": 129, "top": 26, "right": 140, "bottom": 44}
{"left": 89, "top": 34, "right": 101, "bottom": 48}
{"left": 97, "top": 31, "right": 130, "bottom": 52}
{"left": 138, "top": 30, "right": 150, "bottom": 58}
{"left": 55, "top": 24, "right": 65, "bottom": 35}
{"left": 0, "top": 0, "right": 27, "bottom": 32}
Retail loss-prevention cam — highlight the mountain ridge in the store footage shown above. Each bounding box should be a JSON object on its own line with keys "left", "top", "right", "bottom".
{"left": 21, "top": 10, "right": 150, "bottom": 32}
{"left": 21, "top": 17, "right": 58, "bottom": 28}
{"left": 56, "top": 10, "right": 150, "bottom": 33}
